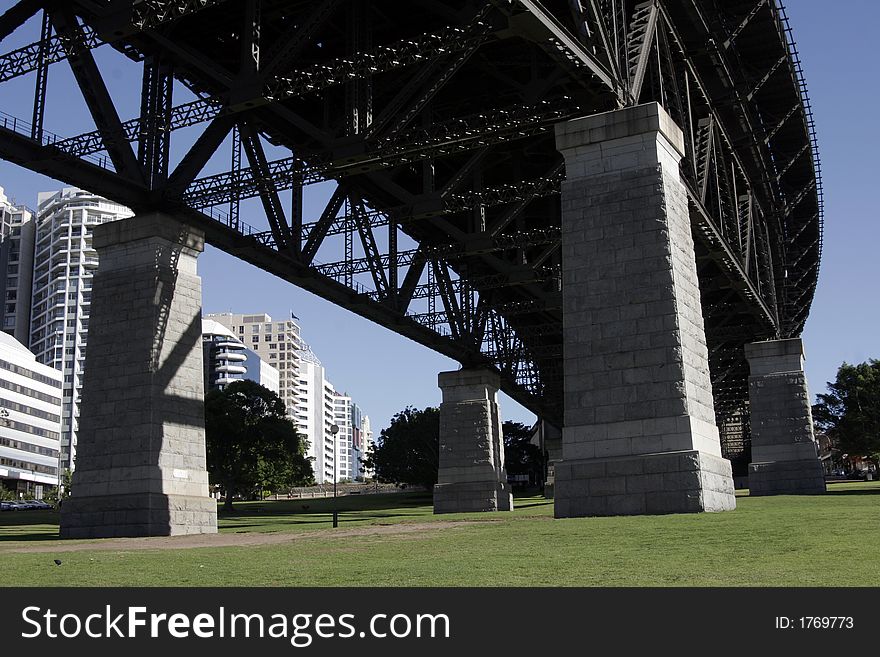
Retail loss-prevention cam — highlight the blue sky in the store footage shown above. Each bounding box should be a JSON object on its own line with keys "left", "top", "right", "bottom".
{"left": 0, "top": 2, "right": 876, "bottom": 433}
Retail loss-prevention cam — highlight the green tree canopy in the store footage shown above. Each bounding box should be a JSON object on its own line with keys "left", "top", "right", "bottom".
{"left": 813, "top": 359, "right": 880, "bottom": 468}
{"left": 363, "top": 406, "right": 440, "bottom": 490}
{"left": 205, "top": 380, "right": 313, "bottom": 510}
{"left": 502, "top": 421, "right": 544, "bottom": 485}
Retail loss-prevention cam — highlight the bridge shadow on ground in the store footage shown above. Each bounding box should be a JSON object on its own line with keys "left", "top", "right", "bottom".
{"left": 0, "top": 511, "right": 62, "bottom": 542}
{"left": 1, "top": 491, "right": 554, "bottom": 541}
{"left": 822, "top": 486, "right": 880, "bottom": 496}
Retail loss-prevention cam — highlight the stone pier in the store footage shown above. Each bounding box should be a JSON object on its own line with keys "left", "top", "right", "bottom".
{"left": 434, "top": 368, "right": 513, "bottom": 513}
{"left": 60, "top": 213, "right": 217, "bottom": 538}
{"left": 746, "top": 338, "right": 825, "bottom": 495}
{"left": 553, "top": 102, "right": 736, "bottom": 517}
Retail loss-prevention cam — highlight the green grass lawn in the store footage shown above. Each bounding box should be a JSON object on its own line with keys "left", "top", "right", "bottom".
{"left": 1, "top": 482, "right": 878, "bottom": 586}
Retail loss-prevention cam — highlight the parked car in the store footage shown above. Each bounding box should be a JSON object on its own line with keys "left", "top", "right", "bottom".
{"left": 15, "top": 500, "right": 51, "bottom": 510}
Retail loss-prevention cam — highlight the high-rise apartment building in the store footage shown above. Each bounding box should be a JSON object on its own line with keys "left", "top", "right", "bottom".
{"left": 0, "top": 186, "right": 35, "bottom": 344}
{"left": 0, "top": 331, "right": 63, "bottom": 498}
{"left": 361, "top": 415, "right": 374, "bottom": 479}
{"left": 297, "top": 345, "right": 335, "bottom": 483}
{"left": 202, "top": 318, "right": 279, "bottom": 394}
{"left": 331, "top": 392, "right": 371, "bottom": 482}
{"left": 205, "top": 312, "right": 305, "bottom": 411}
{"left": 29, "top": 188, "right": 133, "bottom": 470}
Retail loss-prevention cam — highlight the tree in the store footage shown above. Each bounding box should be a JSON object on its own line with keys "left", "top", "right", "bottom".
{"left": 363, "top": 406, "right": 439, "bottom": 490}
{"left": 205, "top": 380, "right": 313, "bottom": 511}
{"left": 502, "top": 421, "right": 544, "bottom": 487}
{"left": 813, "top": 359, "right": 880, "bottom": 471}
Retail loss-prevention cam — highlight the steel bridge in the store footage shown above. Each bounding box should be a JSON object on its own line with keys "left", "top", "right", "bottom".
{"left": 0, "top": 0, "right": 821, "bottom": 474}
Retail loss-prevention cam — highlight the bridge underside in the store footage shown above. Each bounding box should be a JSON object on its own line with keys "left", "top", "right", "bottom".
{"left": 0, "top": 0, "right": 822, "bottom": 498}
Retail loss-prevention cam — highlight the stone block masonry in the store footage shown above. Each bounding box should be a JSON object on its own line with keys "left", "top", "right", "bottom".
{"left": 746, "top": 338, "right": 825, "bottom": 495}
{"left": 434, "top": 368, "right": 513, "bottom": 513}
{"left": 60, "top": 213, "right": 217, "bottom": 537}
{"left": 553, "top": 102, "right": 736, "bottom": 517}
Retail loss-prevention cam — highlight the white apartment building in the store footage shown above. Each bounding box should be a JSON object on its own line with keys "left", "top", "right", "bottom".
{"left": 0, "top": 186, "right": 35, "bottom": 345}
{"left": 298, "top": 346, "right": 335, "bottom": 483}
{"left": 0, "top": 331, "right": 63, "bottom": 498}
{"left": 29, "top": 188, "right": 133, "bottom": 470}
{"left": 360, "top": 415, "right": 375, "bottom": 479}
{"left": 205, "top": 312, "right": 305, "bottom": 412}
{"left": 332, "top": 392, "right": 353, "bottom": 482}
{"left": 331, "top": 391, "right": 371, "bottom": 482}
{"left": 202, "top": 318, "right": 279, "bottom": 394}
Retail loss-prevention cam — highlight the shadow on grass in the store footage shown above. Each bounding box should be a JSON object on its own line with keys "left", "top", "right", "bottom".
{"left": 0, "top": 532, "right": 60, "bottom": 542}
{"left": 514, "top": 501, "right": 553, "bottom": 509}
{"left": 822, "top": 487, "right": 880, "bottom": 496}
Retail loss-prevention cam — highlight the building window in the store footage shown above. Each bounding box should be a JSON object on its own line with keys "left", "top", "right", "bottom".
{"left": 264, "top": 335, "right": 271, "bottom": 341}
{"left": 251, "top": 325, "right": 259, "bottom": 333}
{"left": 269, "top": 343, "right": 276, "bottom": 349}
{"left": 252, "top": 335, "right": 259, "bottom": 343}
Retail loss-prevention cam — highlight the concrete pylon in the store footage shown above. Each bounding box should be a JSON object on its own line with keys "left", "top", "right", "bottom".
{"left": 553, "top": 103, "right": 736, "bottom": 517}
{"left": 60, "top": 214, "right": 217, "bottom": 538}
{"left": 434, "top": 368, "right": 513, "bottom": 513}
{"left": 746, "top": 338, "right": 826, "bottom": 495}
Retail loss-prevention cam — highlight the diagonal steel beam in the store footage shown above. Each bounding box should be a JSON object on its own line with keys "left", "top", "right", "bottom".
{"left": 302, "top": 186, "right": 346, "bottom": 265}
{"left": 166, "top": 114, "right": 235, "bottom": 190}
{"left": 350, "top": 191, "right": 389, "bottom": 297}
{"left": 51, "top": 7, "right": 143, "bottom": 183}
{"left": 503, "top": 0, "right": 621, "bottom": 99}
{"left": 627, "top": 1, "right": 659, "bottom": 103}
{"left": 239, "top": 121, "right": 293, "bottom": 252}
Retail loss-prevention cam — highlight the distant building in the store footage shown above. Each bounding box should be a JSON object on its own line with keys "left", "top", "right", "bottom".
{"left": 0, "top": 186, "right": 35, "bottom": 344}
{"left": 331, "top": 392, "right": 369, "bottom": 481}
{"left": 202, "top": 318, "right": 279, "bottom": 394}
{"left": 205, "top": 312, "right": 304, "bottom": 411}
{"left": 206, "top": 311, "right": 371, "bottom": 485}
{"left": 0, "top": 331, "right": 63, "bottom": 499}
{"left": 360, "top": 415, "right": 375, "bottom": 479}
{"left": 29, "top": 188, "right": 133, "bottom": 471}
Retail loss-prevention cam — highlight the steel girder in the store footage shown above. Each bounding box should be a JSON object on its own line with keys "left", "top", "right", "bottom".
{"left": 0, "top": 0, "right": 822, "bottom": 463}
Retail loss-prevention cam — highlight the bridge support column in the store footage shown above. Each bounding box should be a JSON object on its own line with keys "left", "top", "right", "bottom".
{"left": 434, "top": 368, "right": 513, "bottom": 513}
{"left": 746, "top": 339, "right": 825, "bottom": 495}
{"left": 553, "top": 102, "right": 736, "bottom": 517}
{"left": 60, "top": 214, "right": 217, "bottom": 538}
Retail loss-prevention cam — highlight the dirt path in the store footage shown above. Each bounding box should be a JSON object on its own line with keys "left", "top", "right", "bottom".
{"left": 0, "top": 520, "right": 486, "bottom": 554}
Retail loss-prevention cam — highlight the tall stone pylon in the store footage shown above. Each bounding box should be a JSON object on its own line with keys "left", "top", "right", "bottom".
{"left": 434, "top": 368, "right": 513, "bottom": 513}
{"left": 60, "top": 214, "right": 217, "bottom": 538}
{"left": 553, "top": 103, "right": 736, "bottom": 517}
{"left": 746, "top": 338, "right": 826, "bottom": 495}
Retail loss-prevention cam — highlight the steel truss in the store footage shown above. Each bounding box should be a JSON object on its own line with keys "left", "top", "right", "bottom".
{"left": 0, "top": 0, "right": 822, "bottom": 466}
